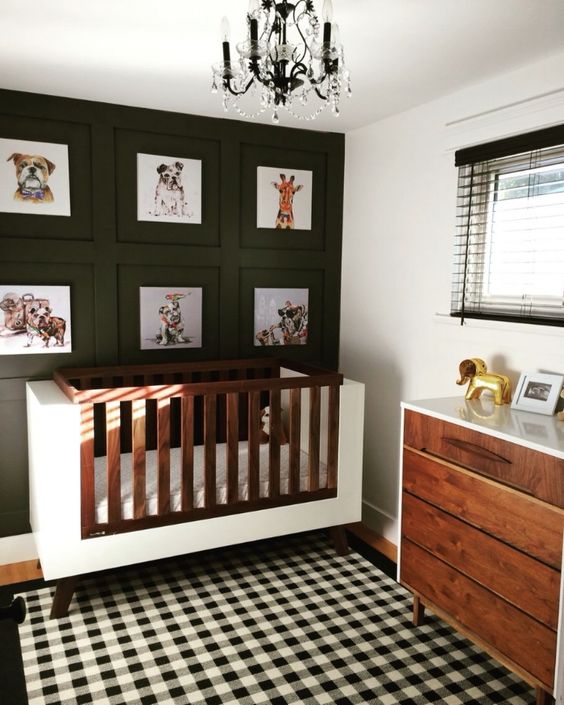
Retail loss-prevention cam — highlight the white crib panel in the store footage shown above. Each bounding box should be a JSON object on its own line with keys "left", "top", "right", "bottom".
{"left": 27, "top": 377, "right": 364, "bottom": 581}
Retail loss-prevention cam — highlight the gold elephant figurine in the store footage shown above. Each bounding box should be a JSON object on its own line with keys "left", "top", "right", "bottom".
{"left": 456, "top": 358, "right": 511, "bottom": 406}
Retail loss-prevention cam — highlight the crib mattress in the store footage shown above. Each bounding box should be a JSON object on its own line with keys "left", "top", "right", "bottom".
{"left": 94, "top": 442, "right": 326, "bottom": 524}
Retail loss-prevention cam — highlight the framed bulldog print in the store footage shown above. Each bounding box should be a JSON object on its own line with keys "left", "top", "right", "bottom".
{"left": 0, "top": 285, "right": 72, "bottom": 355}
{"left": 256, "top": 166, "right": 312, "bottom": 230}
{"left": 0, "top": 138, "right": 71, "bottom": 216}
{"left": 137, "top": 153, "right": 202, "bottom": 224}
{"left": 139, "top": 286, "right": 203, "bottom": 350}
{"left": 254, "top": 287, "right": 309, "bottom": 346}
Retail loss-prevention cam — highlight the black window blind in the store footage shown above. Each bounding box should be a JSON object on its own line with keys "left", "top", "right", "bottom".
{"left": 452, "top": 126, "right": 564, "bottom": 326}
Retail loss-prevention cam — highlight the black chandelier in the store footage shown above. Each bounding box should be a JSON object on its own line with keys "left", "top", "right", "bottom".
{"left": 212, "top": 0, "right": 350, "bottom": 123}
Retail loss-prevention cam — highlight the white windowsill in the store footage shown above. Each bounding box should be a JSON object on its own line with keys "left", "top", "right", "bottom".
{"left": 434, "top": 312, "right": 564, "bottom": 338}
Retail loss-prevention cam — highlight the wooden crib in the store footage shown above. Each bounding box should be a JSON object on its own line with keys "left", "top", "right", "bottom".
{"left": 27, "top": 358, "right": 365, "bottom": 618}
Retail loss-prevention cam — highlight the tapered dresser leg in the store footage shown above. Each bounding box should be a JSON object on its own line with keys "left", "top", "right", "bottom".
{"left": 535, "top": 687, "right": 552, "bottom": 705}
{"left": 412, "top": 595, "right": 425, "bottom": 626}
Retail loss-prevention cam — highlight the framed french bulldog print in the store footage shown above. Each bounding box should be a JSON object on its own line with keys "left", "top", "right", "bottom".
{"left": 0, "top": 285, "right": 72, "bottom": 355}
{"left": 137, "top": 153, "right": 202, "bottom": 224}
{"left": 139, "top": 287, "right": 203, "bottom": 350}
{"left": 0, "top": 138, "right": 71, "bottom": 216}
{"left": 256, "top": 166, "right": 313, "bottom": 230}
{"left": 254, "top": 287, "right": 309, "bottom": 346}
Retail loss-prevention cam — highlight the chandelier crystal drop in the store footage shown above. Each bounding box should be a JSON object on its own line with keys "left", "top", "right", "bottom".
{"left": 211, "top": 0, "right": 351, "bottom": 123}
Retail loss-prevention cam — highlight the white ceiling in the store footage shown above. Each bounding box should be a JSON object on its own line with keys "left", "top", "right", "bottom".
{"left": 1, "top": 0, "right": 564, "bottom": 133}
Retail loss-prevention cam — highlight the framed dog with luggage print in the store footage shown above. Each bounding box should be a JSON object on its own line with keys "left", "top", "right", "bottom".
{"left": 0, "top": 285, "right": 71, "bottom": 355}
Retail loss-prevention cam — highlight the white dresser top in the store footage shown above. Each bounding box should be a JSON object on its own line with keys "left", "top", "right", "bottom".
{"left": 401, "top": 396, "right": 564, "bottom": 460}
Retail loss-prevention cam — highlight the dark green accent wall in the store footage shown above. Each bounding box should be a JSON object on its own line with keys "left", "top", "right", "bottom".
{"left": 0, "top": 89, "right": 345, "bottom": 538}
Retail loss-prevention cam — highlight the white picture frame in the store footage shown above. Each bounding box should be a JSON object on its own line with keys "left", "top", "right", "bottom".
{"left": 257, "top": 166, "right": 312, "bottom": 230}
{"left": 139, "top": 287, "right": 202, "bottom": 350}
{"left": 0, "top": 138, "right": 71, "bottom": 216}
{"left": 511, "top": 372, "right": 564, "bottom": 416}
{"left": 0, "top": 285, "right": 72, "bottom": 355}
{"left": 137, "top": 153, "right": 202, "bottom": 224}
{"left": 254, "top": 287, "right": 308, "bottom": 346}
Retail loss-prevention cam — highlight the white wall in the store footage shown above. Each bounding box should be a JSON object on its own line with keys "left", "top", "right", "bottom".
{"left": 340, "top": 51, "right": 564, "bottom": 543}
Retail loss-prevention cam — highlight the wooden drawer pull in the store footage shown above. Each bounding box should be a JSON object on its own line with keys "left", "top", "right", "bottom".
{"left": 421, "top": 446, "right": 533, "bottom": 496}
{"left": 442, "top": 437, "right": 511, "bottom": 464}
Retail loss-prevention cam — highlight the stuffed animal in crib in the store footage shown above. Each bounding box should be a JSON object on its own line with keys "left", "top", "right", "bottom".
{"left": 456, "top": 358, "right": 511, "bottom": 406}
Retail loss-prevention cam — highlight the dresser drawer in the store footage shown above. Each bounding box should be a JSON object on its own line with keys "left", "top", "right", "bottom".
{"left": 404, "top": 410, "right": 564, "bottom": 508}
{"left": 401, "top": 539, "right": 557, "bottom": 689}
{"left": 403, "top": 447, "right": 564, "bottom": 568}
{"left": 401, "top": 492, "right": 560, "bottom": 628}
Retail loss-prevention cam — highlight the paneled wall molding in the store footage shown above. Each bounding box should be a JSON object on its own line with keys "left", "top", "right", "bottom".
{"left": 0, "top": 88, "right": 345, "bottom": 538}
{"left": 443, "top": 86, "right": 564, "bottom": 153}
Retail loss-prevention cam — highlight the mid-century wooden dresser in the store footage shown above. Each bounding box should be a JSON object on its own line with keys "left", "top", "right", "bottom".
{"left": 399, "top": 397, "right": 564, "bottom": 705}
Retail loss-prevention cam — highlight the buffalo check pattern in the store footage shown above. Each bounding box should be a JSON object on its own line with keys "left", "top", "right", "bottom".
{"left": 18, "top": 532, "right": 532, "bottom": 705}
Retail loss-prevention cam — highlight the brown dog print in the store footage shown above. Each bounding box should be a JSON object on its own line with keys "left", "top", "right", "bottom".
{"left": 7, "top": 153, "right": 56, "bottom": 203}
{"left": 25, "top": 305, "right": 66, "bottom": 348}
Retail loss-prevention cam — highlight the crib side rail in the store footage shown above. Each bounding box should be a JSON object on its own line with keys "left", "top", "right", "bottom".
{"left": 78, "top": 377, "right": 342, "bottom": 540}
{"left": 58, "top": 372, "right": 342, "bottom": 404}
{"left": 55, "top": 359, "right": 341, "bottom": 401}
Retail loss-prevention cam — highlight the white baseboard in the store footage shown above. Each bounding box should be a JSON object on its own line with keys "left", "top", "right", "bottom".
{"left": 0, "top": 533, "right": 37, "bottom": 566}
{"left": 361, "top": 500, "right": 398, "bottom": 546}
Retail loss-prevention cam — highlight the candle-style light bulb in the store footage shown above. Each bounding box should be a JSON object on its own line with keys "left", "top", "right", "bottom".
{"left": 220, "top": 16, "right": 231, "bottom": 42}
{"left": 248, "top": 0, "right": 260, "bottom": 14}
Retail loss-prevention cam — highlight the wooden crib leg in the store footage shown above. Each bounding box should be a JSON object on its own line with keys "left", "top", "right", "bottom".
{"left": 50, "top": 576, "right": 79, "bottom": 619}
{"left": 328, "top": 525, "right": 350, "bottom": 556}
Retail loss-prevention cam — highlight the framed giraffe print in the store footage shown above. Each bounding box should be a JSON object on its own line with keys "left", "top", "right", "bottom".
{"left": 256, "top": 166, "right": 312, "bottom": 230}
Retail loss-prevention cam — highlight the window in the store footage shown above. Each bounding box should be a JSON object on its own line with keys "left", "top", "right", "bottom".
{"left": 451, "top": 126, "right": 564, "bottom": 326}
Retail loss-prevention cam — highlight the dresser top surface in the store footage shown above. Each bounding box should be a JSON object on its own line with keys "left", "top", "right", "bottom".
{"left": 402, "top": 397, "right": 564, "bottom": 460}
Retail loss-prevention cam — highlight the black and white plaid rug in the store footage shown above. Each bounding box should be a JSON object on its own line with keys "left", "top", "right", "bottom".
{"left": 18, "top": 532, "right": 533, "bottom": 704}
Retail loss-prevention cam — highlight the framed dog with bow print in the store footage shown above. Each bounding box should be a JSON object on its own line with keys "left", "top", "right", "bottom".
{"left": 0, "top": 138, "right": 71, "bottom": 216}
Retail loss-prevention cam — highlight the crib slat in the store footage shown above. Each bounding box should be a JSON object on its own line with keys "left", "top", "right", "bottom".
{"left": 226, "top": 393, "right": 239, "bottom": 504}
{"left": 181, "top": 396, "right": 194, "bottom": 511}
{"left": 218, "top": 371, "right": 228, "bottom": 443}
{"left": 80, "top": 403, "right": 95, "bottom": 534}
{"left": 132, "top": 399, "right": 146, "bottom": 519}
{"left": 327, "top": 385, "right": 340, "bottom": 489}
{"left": 157, "top": 398, "right": 171, "bottom": 514}
{"left": 269, "top": 389, "right": 281, "bottom": 498}
{"left": 289, "top": 388, "right": 301, "bottom": 495}
{"left": 248, "top": 391, "right": 261, "bottom": 501}
{"left": 308, "top": 386, "right": 321, "bottom": 491}
{"left": 106, "top": 401, "right": 121, "bottom": 524}
{"left": 204, "top": 394, "right": 217, "bottom": 508}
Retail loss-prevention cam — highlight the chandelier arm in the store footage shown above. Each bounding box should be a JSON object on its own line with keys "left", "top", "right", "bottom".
{"left": 223, "top": 75, "right": 257, "bottom": 97}
{"left": 313, "top": 86, "right": 328, "bottom": 101}
{"left": 292, "top": 8, "right": 314, "bottom": 61}
{"left": 307, "top": 68, "right": 330, "bottom": 86}
{"left": 289, "top": 61, "right": 308, "bottom": 81}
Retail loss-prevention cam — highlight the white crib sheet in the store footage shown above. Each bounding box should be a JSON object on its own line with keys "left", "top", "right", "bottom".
{"left": 94, "top": 442, "right": 327, "bottom": 524}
